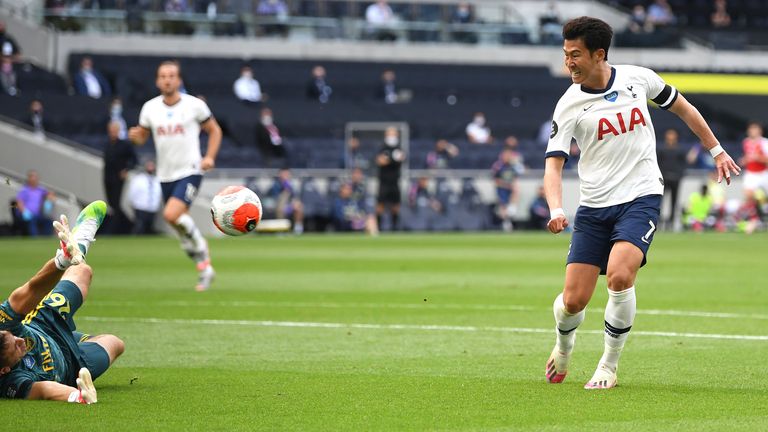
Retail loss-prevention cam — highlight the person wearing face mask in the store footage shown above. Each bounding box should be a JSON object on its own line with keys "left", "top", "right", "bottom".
{"left": 0, "top": 21, "right": 21, "bottom": 62}
{"left": 25, "top": 99, "right": 47, "bottom": 137}
{"left": 450, "top": 2, "right": 477, "bottom": 44}
{"left": 73, "top": 57, "right": 111, "bottom": 100}
{"left": 108, "top": 97, "right": 127, "bottom": 140}
{"left": 128, "top": 159, "right": 162, "bottom": 235}
{"left": 375, "top": 126, "right": 406, "bottom": 230}
{"left": 255, "top": 107, "right": 286, "bottom": 167}
{"left": 233, "top": 65, "right": 262, "bottom": 105}
{"left": 466, "top": 112, "right": 493, "bottom": 144}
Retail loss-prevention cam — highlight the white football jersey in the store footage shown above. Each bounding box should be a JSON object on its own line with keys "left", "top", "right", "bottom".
{"left": 546, "top": 64, "right": 678, "bottom": 207}
{"left": 139, "top": 93, "right": 212, "bottom": 182}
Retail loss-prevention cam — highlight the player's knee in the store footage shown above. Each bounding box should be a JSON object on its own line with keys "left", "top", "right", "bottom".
{"left": 65, "top": 263, "right": 93, "bottom": 283}
{"left": 562, "top": 291, "right": 587, "bottom": 314}
{"left": 163, "top": 208, "right": 178, "bottom": 224}
{"left": 104, "top": 335, "right": 125, "bottom": 360}
{"left": 607, "top": 270, "right": 634, "bottom": 291}
{"left": 112, "top": 336, "right": 126, "bottom": 358}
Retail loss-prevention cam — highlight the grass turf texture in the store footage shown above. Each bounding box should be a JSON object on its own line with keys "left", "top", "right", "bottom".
{"left": 1, "top": 233, "right": 766, "bottom": 431}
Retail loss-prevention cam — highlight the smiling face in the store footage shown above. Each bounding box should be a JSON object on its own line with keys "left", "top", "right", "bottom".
{"left": 563, "top": 37, "right": 605, "bottom": 87}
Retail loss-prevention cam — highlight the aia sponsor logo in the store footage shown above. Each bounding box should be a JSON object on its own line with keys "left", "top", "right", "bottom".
{"left": 597, "top": 108, "right": 646, "bottom": 140}
{"left": 156, "top": 124, "right": 185, "bottom": 136}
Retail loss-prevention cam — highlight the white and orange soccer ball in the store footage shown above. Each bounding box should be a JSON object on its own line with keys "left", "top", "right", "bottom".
{"left": 210, "top": 186, "right": 262, "bottom": 236}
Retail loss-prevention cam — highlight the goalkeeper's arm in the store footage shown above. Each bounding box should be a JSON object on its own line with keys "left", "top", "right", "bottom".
{"left": 27, "top": 369, "right": 97, "bottom": 404}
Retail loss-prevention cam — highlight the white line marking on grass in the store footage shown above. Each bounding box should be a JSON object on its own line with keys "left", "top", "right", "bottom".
{"left": 78, "top": 316, "right": 768, "bottom": 341}
{"left": 91, "top": 300, "right": 535, "bottom": 312}
{"left": 89, "top": 300, "right": 768, "bottom": 320}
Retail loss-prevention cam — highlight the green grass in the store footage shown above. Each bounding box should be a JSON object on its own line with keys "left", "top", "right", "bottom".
{"left": 1, "top": 233, "right": 766, "bottom": 431}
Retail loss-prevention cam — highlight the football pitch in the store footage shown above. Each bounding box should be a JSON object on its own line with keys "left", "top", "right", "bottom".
{"left": 1, "top": 233, "right": 766, "bottom": 431}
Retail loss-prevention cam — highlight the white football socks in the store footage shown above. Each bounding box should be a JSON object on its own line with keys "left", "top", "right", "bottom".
{"left": 553, "top": 292, "right": 585, "bottom": 353}
{"left": 174, "top": 213, "right": 209, "bottom": 265}
{"left": 600, "top": 286, "right": 636, "bottom": 372}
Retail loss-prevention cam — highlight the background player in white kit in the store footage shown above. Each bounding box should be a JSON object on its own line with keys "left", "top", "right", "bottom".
{"left": 543, "top": 17, "right": 740, "bottom": 389}
{"left": 128, "top": 60, "right": 222, "bottom": 291}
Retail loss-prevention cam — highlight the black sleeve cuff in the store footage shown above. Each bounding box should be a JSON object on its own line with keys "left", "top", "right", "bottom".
{"left": 545, "top": 150, "right": 569, "bottom": 162}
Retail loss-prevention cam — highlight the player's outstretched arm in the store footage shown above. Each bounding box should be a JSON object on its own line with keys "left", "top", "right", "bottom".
{"left": 668, "top": 94, "right": 741, "bottom": 184}
{"left": 201, "top": 117, "right": 222, "bottom": 171}
{"left": 27, "top": 369, "right": 97, "bottom": 404}
{"left": 544, "top": 156, "right": 569, "bottom": 234}
{"left": 127, "top": 126, "right": 150, "bottom": 146}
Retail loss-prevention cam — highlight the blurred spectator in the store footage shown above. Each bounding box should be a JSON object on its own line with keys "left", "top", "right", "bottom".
{"left": 408, "top": 177, "right": 441, "bottom": 212}
{"left": 376, "top": 126, "right": 406, "bottom": 230}
{"left": 25, "top": 99, "right": 47, "bottom": 138}
{"left": 255, "top": 107, "right": 286, "bottom": 167}
{"left": 165, "top": 0, "right": 189, "bottom": 13}
{"left": 377, "top": 69, "right": 398, "bottom": 104}
{"left": 103, "top": 121, "right": 138, "bottom": 234}
{"left": 332, "top": 182, "right": 367, "bottom": 232}
{"left": 256, "top": 0, "right": 289, "bottom": 37}
{"left": 734, "top": 190, "right": 762, "bottom": 234}
{"left": 306, "top": 65, "right": 332, "bottom": 103}
{"left": 683, "top": 184, "right": 714, "bottom": 232}
{"left": 686, "top": 142, "right": 716, "bottom": 170}
{"left": 233, "top": 65, "right": 263, "bottom": 105}
{"left": 628, "top": 5, "right": 654, "bottom": 34}
{"left": 108, "top": 97, "right": 127, "bottom": 140}
{"left": 15, "top": 170, "right": 54, "bottom": 237}
{"left": 647, "top": 0, "right": 676, "bottom": 27}
{"left": 565, "top": 140, "right": 581, "bottom": 170}
{"left": 128, "top": 159, "right": 162, "bottom": 235}
{"left": 492, "top": 148, "right": 523, "bottom": 232}
{"left": 343, "top": 136, "right": 370, "bottom": 171}
{"left": 740, "top": 121, "right": 768, "bottom": 194}
{"left": 73, "top": 57, "right": 111, "bottom": 99}
{"left": 366, "top": 0, "right": 398, "bottom": 41}
{"left": 349, "top": 167, "right": 378, "bottom": 235}
{"left": 0, "top": 56, "right": 17, "bottom": 96}
{"left": 0, "top": 21, "right": 21, "bottom": 61}
{"left": 503, "top": 135, "right": 527, "bottom": 170}
{"left": 451, "top": 2, "right": 477, "bottom": 44}
{"left": 426, "top": 139, "right": 459, "bottom": 169}
{"left": 710, "top": 0, "right": 731, "bottom": 28}
{"left": 657, "top": 128, "right": 687, "bottom": 225}
{"left": 539, "top": 1, "right": 563, "bottom": 45}
{"left": 528, "top": 185, "right": 549, "bottom": 230}
{"left": 466, "top": 112, "right": 493, "bottom": 144}
{"left": 268, "top": 168, "right": 304, "bottom": 234}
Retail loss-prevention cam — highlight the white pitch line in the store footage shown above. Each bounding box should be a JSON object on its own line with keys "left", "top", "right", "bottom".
{"left": 88, "top": 300, "right": 768, "bottom": 320}
{"left": 78, "top": 316, "right": 768, "bottom": 342}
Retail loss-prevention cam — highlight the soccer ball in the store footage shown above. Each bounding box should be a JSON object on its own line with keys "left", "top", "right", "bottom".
{"left": 210, "top": 186, "right": 262, "bottom": 236}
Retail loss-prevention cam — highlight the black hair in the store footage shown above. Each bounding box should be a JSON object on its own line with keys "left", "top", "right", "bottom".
{"left": 0, "top": 332, "right": 8, "bottom": 368}
{"left": 562, "top": 16, "right": 613, "bottom": 61}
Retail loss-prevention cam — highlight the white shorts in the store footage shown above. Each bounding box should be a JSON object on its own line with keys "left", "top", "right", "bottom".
{"left": 743, "top": 171, "right": 768, "bottom": 192}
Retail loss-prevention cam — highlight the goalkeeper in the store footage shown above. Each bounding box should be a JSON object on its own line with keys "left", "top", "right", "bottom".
{"left": 0, "top": 201, "right": 124, "bottom": 403}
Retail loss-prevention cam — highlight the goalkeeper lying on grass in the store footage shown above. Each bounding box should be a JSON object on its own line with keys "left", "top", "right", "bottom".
{"left": 0, "top": 201, "right": 124, "bottom": 403}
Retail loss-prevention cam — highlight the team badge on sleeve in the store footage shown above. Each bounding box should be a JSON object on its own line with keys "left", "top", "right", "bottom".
{"left": 550, "top": 121, "right": 559, "bottom": 139}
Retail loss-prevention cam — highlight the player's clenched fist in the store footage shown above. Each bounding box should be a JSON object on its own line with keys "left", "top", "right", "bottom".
{"left": 548, "top": 215, "right": 569, "bottom": 234}
{"left": 127, "top": 126, "right": 147, "bottom": 145}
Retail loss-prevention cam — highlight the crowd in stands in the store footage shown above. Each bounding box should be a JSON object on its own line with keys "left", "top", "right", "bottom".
{"left": 609, "top": 0, "right": 768, "bottom": 49}
{"left": 2, "top": 12, "right": 768, "bottom": 235}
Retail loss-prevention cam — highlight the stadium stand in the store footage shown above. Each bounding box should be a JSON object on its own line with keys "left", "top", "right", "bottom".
{"left": 1, "top": 1, "right": 766, "bottom": 233}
